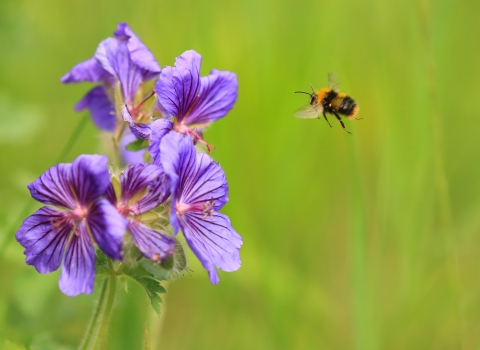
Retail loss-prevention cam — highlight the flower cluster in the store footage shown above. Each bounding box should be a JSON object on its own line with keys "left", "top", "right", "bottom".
{"left": 16, "top": 23, "right": 242, "bottom": 296}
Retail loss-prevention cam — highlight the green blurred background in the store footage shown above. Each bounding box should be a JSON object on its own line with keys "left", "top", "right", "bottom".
{"left": 1, "top": 0, "right": 480, "bottom": 348}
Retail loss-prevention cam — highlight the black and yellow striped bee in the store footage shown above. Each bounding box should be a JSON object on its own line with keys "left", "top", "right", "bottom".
{"left": 295, "top": 75, "right": 360, "bottom": 134}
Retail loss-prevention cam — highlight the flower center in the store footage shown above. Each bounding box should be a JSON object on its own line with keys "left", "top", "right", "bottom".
{"left": 71, "top": 206, "right": 88, "bottom": 219}
{"left": 176, "top": 200, "right": 215, "bottom": 218}
{"left": 173, "top": 122, "right": 215, "bottom": 153}
{"left": 117, "top": 203, "right": 133, "bottom": 217}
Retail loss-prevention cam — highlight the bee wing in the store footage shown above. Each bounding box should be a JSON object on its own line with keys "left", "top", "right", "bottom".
{"left": 328, "top": 73, "right": 340, "bottom": 92}
{"left": 294, "top": 103, "right": 323, "bottom": 119}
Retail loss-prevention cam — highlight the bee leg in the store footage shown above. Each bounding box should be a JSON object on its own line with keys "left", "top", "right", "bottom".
{"left": 354, "top": 117, "right": 363, "bottom": 120}
{"left": 322, "top": 112, "right": 332, "bottom": 128}
{"left": 333, "top": 111, "right": 352, "bottom": 134}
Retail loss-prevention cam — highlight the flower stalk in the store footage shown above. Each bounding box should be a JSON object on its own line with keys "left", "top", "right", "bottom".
{"left": 79, "top": 272, "right": 117, "bottom": 350}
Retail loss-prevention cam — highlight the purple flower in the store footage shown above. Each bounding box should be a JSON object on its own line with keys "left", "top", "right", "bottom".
{"left": 160, "top": 132, "right": 242, "bottom": 283}
{"left": 62, "top": 22, "right": 161, "bottom": 131}
{"left": 105, "top": 163, "right": 174, "bottom": 263}
{"left": 152, "top": 50, "right": 238, "bottom": 150}
{"left": 16, "top": 155, "right": 127, "bottom": 296}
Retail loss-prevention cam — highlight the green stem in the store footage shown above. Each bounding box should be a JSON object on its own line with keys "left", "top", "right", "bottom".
{"left": 0, "top": 113, "right": 88, "bottom": 261}
{"left": 79, "top": 274, "right": 117, "bottom": 350}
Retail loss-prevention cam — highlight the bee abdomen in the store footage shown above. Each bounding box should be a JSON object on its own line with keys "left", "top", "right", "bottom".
{"left": 338, "top": 96, "right": 357, "bottom": 118}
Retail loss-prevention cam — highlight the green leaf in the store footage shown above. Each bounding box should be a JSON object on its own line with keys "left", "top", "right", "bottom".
{"left": 136, "top": 277, "right": 166, "bottom": 317}
{"left": 123, "top": 264, "right": 167, "bottom": 317}
{"left": 125, "top": 138, "right": 148, "bottom": 151}
{"left": 141, "top": 259, "right": 171, "bottom": 280}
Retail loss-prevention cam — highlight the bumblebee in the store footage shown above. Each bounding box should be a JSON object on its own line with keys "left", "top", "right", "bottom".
{"left": 295, "top": 75, "right": 360, "bottom": 134}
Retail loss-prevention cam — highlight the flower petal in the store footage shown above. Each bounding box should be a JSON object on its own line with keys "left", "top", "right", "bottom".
{"left": 180, "top": 211, "right": 242, "bottom": 284}
{"left": 114, "top": 23, "right": 161, "bottom": 80}
{"left": 181, "top": 152, "right": 229, "bottom": 211}
{"left": 28, "top": 163, "right": 75, "bottom": 209}
{"left": 155, "top": 50, "right": 202, "bottom": 119}
{"left": 120, "top": 130, "right": 146, "bottom": 165}
{"left": 148, "top": 118, "right": 173, "bottom": 166}
{"left": 121, "top": 105, "right": 151, "bottom": 139}
{"left": 120, "top": 163, "right": 163, "bottom": 208}
{"left": 87, "top": 199, "right": 127, "bottom": 260}
{"left": 61, "top": 57, "right": 112, "bottom": 83}
{"left": 95, "top": 37, "right": 143, "bottom": 104}
{"left": 15, "top": 207, "right": 70, "bottom": 274}
{"left": 75, "top": 86, "right": 115, "bottom": 132}
{"left": 182, "top": 70, "right": 238, "bottom": 125}
{"left": 128, "top": 221, "right": 175, "bottom": 262}
{"left": 160, "top": 132, "right": 197, "bottom": 233}
{"left": 69, "top": 155, "right": 110, "bottom": 206}
{"left": 59, "top": 221, "right": 95, "bottom": 296}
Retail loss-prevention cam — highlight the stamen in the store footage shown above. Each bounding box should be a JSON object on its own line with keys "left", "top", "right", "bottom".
{"left": 173, "top": 123, "right": 215, "bottom": 153}
{"left": 176, "top": 200, "right": 216, "bottom": 217}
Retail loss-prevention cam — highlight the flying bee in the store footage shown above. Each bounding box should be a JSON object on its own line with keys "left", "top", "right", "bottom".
{"left": 295, "top": 74, "right": 360, "bottom": 134}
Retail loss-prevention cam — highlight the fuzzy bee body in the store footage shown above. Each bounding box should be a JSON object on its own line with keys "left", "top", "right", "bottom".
{"left": 295, "top": 76, "right": 360, "bottom": 134}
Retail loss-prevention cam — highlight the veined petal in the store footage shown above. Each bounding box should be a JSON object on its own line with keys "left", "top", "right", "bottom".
{"left": 120, "top": 130, "right": 146, "bottom": 166}
{"left": 61, "top": 57, "right": 112, "bottom": 83}
{"left": 28, "top": 163, "right": 75, "bottom": 209}
{"left": 160, "top": 132, "right": 197, "bottom": 233}
{"left": 95, "top": 38, "right": 143, "bottom": 104}
{"left": 114, "top": 22, "right": 161, "bottom": 80}
{"left": 182, "top": 70, "right": 238, "bottom": 125}
{"left": 104, "top": 182, "right": 117, "bottom": 206}
{"left": 121, "top": 105, "right": 151, "bottom": 140}
{"left": 128, "top": 221, "right": 175, "bottom": 262}
{"left": 69, "top": 155, "right": 110, "bottom": 206}
{"left": 119, "top": 163, "right": 163, "bottom": 205}
{"left": 16, "top": 207, "right": 70, "bottom": 274}
{"left": 179, "top": 211, "right": 242, "bottom": 284}
{"left": 75, "top": 86, "right": 115, "bottom": 132}
{"left": 148, "top": 118, "right": 173, "bottom": 166}
{"left": 87, "top": 199, "right": 127, "bottom": 260}
{"left": 181, "top": 153, "right": 229, "bottom": 211}
{"left": 59, "top": 221, "right": 95, "bottom": 296}
{"left": 155, "top": 50, "right": 202, "bottom": 120}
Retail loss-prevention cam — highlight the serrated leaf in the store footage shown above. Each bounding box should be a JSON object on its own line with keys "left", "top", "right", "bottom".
{"left": 126, "top": 138, "right": 148, "bottom": 151}
{"left": 136, "top": 277, "right": 166, "bottom": 317}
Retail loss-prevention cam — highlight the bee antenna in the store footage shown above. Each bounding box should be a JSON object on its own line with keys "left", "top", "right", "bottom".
{"left": 294, "top": 91, "right": 313, "bottom": 96}
{"left": 309, "top": 84, "right": 316, "bottom": 94}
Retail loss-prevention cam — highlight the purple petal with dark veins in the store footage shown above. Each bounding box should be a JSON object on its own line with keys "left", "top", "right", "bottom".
{"left": 87, "top": 199, "right": 126, "bottom": 260}
{"left": 59, "top": 220, "right": 95, "bottom": 296}
{"left": 182, "top": 70, "right": 238, "bottom": 125}
{"left": 114, "top": 23, "right": 161, "bottom": 81}
{"left": 75, "top": 86, "right": 115, "bottom": 132}
{"left": 148, "top": 118, "right": 173, "bottom": 166}
{"left": 69, "top": 155, "right": 110, "bottom": 206}
{"left": 179, "top": 211, "right": 242, "bottom": 284}
{"left": 180, "top": 152, "right": 229, "bottom": 211}
{"left": 28, "top": 163, "right": 75, "bottom": 209}
{"left": 61, "top": 57, "right": 112, "bottom": 84}
{"left": 121, "top": 105, "right": 151, "bottom": 140}
{"left": 128, "top": 221, "right": 175, "bottom": 262}
{"left": 160, "top": 132, "right": 197, "bottom": 233}
{"left": 120, "top": 130, "right": 146, "bottom": 165}
{"left": 155, "top": 50, "right": 202, "bottom": 120}
{"left": 104, "top": 182, "right": 117, "bottom": 206}
{"left": 15, "top": 207, "right": 70, "bottom": 274}
{"left": 95, "top": 38, "right": 143, "bottom": 104}
{"left": 119, "top": 163, "right": 163, "bottom": 205}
